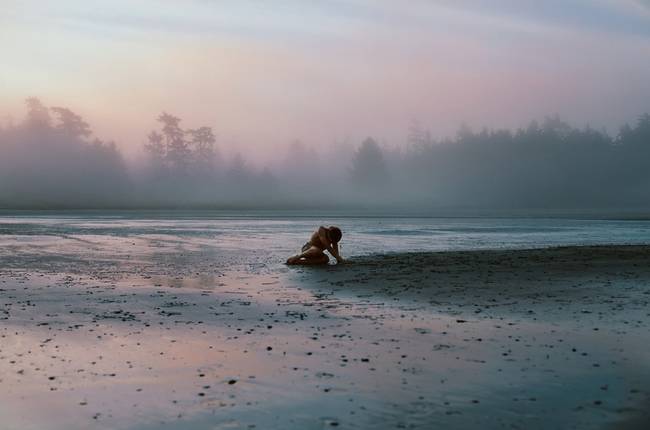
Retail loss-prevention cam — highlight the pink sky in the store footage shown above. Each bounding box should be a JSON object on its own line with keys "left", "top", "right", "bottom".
{"left": 2, "top": 0, "right": 650, "bottom": 162}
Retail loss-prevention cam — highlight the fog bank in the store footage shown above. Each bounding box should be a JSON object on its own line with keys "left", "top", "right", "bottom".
{"left": 1, "top": 98, "right": 650, "bottom": 214}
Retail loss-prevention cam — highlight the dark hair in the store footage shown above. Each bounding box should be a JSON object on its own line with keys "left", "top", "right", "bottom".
{"left": 328, "top": 226, "right": 342, "bottom": 243}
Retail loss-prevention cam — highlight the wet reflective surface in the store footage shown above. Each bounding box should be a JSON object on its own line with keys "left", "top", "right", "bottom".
{"left": 3, "top": 213, "right": 650, "bottom": 259}
{"left": 1, "top": 214, "right": 650, "bottom": 429}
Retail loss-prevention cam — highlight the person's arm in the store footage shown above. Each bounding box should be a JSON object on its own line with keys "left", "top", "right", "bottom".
{"left": 331, "top": 242, "right": 344, "bottom": 263}
{"left": 319, "top": 227, "right": 344, "bottom": 263}
{"left": 318, "top": 226, "right": 341, "bottom": 260}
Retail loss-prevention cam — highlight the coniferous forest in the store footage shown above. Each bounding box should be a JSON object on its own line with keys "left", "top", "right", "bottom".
{"left": 1, "top": 98, "right": 649, "bottom": 213}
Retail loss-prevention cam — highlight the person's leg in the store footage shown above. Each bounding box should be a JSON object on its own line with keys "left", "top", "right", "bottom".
{"left": 286, "top": 242, "right": 312, "bottom": 263}
{"left": 300, "top": 252, "right": 329, "bottom": 265}
{"left": 286, "top": 246, "right": 329, "bottom": 265}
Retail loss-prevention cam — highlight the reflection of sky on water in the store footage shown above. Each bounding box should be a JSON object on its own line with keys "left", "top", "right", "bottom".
{"left": 2, "top": 214, "right": 650, "bottom": 262}
{"left": 2, "top": 214, "right": 650, "bottom": 428}
{"left": 1, "top": 269, "right": 649, "bottom": 429}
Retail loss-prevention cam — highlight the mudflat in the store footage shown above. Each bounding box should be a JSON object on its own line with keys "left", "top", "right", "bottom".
{"left": 295, "top": 245, "right": 650, "bottom": 321}
{"left": 1, "top": 245, "right": 649, "bottom": 429}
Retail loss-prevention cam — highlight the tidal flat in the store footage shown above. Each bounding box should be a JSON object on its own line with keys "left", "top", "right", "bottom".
{"left": 1, "top": 215, "right": 649, "bottom": 429}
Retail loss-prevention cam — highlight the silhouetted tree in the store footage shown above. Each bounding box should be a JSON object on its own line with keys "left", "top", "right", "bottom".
{"left": 4, "top": 97, "right": 650, "bottom": 211}
{"left": 541, "top": 115, "right": 572, "bottom": 141}
{"left": 0, "top": 98, "right": 130, "bottom": 207}
{"left": 188, "top": 126, "right": 217, "bottom": 172}
{"left": 350, "top": 137, "right": 389, "bottom": 189}
{"left": 144, "top": 113, "right": 220, "bottom": 180}
{"left": 145, "top": 131, "right": 164, "bottom": 160}
{"left": 51, "top": 106, "right": 91, "bottom": 138}
{"left": 157, "top": 112, "right": 190, "bottom": 173}
{"left": 619, "top": 114, "right": 650, "bottom": 147}
{"left": 24, "top": 97, "right": 51, "bottom": 129}
{"left": 144, "top": 130, "right": 166, "bottom": 177}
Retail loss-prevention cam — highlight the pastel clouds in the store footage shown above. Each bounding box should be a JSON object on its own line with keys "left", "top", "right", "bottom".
{"left": 1, "top": 0, "right": 649, "bottom": 161}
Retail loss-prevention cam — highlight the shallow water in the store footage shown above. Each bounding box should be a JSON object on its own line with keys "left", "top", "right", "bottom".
{"left": 3, "top": 270, "right": 648, "bottom": 430}
{"left": 2, "top": 212, "right": 650, "bottom": 261}
{"left": 1, "top": 213, "right": 650, "bottom": 429}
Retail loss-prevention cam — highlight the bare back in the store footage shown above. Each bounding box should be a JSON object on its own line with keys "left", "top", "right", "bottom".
{"left": 308, "top": 227, "right": 329, "bottom": 250}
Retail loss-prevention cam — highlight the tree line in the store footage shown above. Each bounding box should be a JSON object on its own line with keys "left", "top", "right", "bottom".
{"left": 1, "top": 97, "right": 649, "bottom": 212}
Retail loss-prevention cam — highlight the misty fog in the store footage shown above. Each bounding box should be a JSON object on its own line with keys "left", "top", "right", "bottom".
{"left": 1, "top": 98, "right": 649, "bottom": 214}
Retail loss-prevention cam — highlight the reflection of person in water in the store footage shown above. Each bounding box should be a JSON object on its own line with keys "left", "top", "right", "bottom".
{"left": 286, "top": 226, "right": 344, "bottom": 265}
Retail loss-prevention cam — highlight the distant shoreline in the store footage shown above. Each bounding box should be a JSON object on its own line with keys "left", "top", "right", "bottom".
{"left": 3, "top": 207, "right": 650, "bottom": 220}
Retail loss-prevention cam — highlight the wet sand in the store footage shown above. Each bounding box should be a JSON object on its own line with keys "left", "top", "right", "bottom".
{"left": 1, "top": 245, "right": 650, "bottom": 429}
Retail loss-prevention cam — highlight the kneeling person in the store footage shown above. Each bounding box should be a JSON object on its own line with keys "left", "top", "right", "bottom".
{"left": 286, "top": 226, "right": 343, "bottom": 265}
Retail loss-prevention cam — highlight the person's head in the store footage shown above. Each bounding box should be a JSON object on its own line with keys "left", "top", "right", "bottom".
{"left": 328, "top": 226, "right": 342, "bottom": 243}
